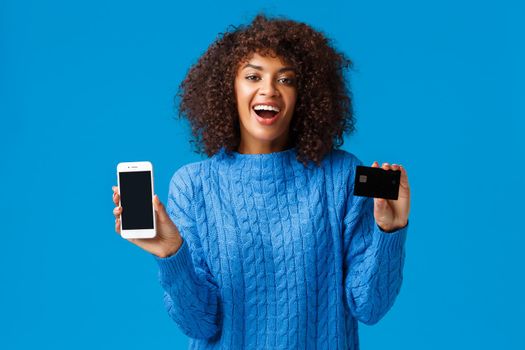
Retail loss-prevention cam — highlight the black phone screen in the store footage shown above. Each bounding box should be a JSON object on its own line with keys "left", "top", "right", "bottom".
{"left": 118, "top": 171, "right": 154, "bottom": 230}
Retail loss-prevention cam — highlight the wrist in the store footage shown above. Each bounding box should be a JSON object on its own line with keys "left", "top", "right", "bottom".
{"left": 157, "top": 237, "right": 184, "bottom": 258}
{"left": 377, "top": 219, "right": 408, "bottom": 233}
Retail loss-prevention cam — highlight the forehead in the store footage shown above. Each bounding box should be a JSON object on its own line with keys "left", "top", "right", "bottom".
{"left": 238, "top": 52, "right": 293, "bottom": 71}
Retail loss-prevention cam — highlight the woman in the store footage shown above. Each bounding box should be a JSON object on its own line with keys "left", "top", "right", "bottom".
{"left": 112, "top": 14, "right": 410, "bottom": 350}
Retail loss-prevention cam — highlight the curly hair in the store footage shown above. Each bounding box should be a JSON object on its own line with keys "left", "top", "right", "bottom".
{"left": 176, "top": 13, "right": 356, "bottom": 166}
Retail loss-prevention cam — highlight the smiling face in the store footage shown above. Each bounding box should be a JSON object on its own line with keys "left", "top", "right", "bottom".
{"left": 234, "top": 52, "right": 298, "bottom": 154}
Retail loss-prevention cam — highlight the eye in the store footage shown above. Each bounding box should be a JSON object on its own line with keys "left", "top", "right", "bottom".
{"left": 245, "top": 75, "right": 260, "bottom": 81}
{"left": 278, "top": 77, "right": 295, "bottom": 85}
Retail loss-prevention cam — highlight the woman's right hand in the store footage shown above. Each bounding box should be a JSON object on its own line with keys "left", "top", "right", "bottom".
{"left": 112, "top": 186, "right": 183, "bottom": 258}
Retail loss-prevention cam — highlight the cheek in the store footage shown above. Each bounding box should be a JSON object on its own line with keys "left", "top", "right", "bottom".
{"left": 235, "top": 82, "right": 253, "bottom": 110}
{"left": 286, "top": 92, "right": 298, "bottom": 114}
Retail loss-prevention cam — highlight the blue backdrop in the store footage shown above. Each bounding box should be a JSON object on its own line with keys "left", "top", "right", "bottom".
{"left": 1, "top": 0, "right": 523, "bottom": 349}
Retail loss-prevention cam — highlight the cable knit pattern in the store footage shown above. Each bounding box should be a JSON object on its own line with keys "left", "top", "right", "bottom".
{"left": 153, "top": 147, "right": 408, "bottom": 350}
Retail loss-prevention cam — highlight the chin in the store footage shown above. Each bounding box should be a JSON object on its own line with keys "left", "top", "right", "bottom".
{"left": 252, "top": 133, "right": 282, "bottom": 143}
{"left": 239, "top": 113, "right": 291, "bottom": 143}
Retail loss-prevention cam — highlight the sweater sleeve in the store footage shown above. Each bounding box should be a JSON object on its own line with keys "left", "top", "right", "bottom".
{"left": 153, "top": 166, "right": 221, "bottom": 339}
{"left": 342, "top": 159, "right": 408, "bottom": 325}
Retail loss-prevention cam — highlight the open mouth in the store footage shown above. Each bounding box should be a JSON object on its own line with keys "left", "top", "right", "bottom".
{"left": 252, "top": 104, "right": 281, "bottom": 119}
{"left": 254, "top": 109, "right": 279, "bottom": 118}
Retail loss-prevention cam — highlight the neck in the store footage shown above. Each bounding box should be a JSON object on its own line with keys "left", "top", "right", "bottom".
{"left": 237, "top": 136, "right": 291, "bottom": 155}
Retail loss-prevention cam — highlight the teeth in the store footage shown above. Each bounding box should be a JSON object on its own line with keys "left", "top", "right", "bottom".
{"left": 253, "top": 104, "right": 280, "bottom": 113}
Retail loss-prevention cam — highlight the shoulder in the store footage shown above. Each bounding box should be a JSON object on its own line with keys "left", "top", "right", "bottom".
{"left": 169, "top": 158, "right": 213, "bottom": 196}
{"left": 320, "top": 149, "right": 368, "bottom": 197}
{"left": 323, "top": 148, "right": 364, "bottom": 171}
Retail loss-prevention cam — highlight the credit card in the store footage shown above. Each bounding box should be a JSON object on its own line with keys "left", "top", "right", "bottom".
{"left": 353, "top": 165, "right": 401, "bottom": 200}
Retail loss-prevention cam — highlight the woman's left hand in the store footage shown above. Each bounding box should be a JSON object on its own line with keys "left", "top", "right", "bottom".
{"left": 371, "top": 161, "right": 411, "bottom": 233}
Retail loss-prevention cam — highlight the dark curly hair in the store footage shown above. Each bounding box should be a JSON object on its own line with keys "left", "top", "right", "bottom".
{"left": 176, "top": 13, "right": 356, "bottom": 166}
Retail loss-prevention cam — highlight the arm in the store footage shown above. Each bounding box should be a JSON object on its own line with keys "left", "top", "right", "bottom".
{"left": 342, "top": 163, "right": 408, "bottom": 325}
{"left": 153, "top": 166, "right": 221, "bottom": 339}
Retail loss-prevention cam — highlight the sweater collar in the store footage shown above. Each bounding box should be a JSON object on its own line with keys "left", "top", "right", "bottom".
{"left": 230, "top": 146, "right": 296, "bottom": 160}
{"left": 215, "top": 146, "right": 302, "bottom": 172}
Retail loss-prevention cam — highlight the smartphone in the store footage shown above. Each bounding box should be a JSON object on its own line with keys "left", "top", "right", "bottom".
{"left": 116, "top": 161, "right": 157, "bottom": 239}
{"left": 353, "top": 165, "right": 401, "bottom": 200}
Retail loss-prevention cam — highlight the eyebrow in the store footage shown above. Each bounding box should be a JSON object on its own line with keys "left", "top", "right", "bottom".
{"left": 242, "top": 63, "right": 296, "bottom": 73}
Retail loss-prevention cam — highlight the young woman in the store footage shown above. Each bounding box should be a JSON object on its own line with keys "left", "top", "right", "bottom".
{"left": 112, "top": 14, "right": 411, "bottom": 350}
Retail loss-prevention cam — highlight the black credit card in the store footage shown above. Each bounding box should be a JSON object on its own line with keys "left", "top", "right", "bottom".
{"left": 353, "top": 165, "right": 401, "bottom": 200}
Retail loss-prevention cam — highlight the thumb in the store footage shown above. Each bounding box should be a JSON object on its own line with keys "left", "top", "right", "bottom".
{"left": 374, "top": 197, "right": 387, "bottom": 209}
{"left": 153, "top": 195, "right": 168, "bottom": 221}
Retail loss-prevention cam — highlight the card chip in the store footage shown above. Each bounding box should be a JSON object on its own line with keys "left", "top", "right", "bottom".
{"left": 359, "top": 175, "right": 367, "bottom": 183}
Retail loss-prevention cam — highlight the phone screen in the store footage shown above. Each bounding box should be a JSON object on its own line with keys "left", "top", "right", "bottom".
{"left": 118, "top": 171, "right": 154, "bottom": 230}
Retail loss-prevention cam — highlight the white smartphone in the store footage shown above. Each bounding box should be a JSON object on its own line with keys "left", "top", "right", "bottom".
{"left": 116, "top": 161, "right": 157, "bottom": 239}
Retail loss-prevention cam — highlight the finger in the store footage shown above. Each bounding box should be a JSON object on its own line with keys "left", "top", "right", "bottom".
{"left": 371, "top": 161, "right": 379, "bottom": 167}
{"left": 113, "top": 206, "right": 122, "bottom": 219}
{"left": 113, "top": 191, "right": 120, "bottom": 205}
{"left": 382, "top": 162, "right": 391, "bottom": 170}
{"left": 115, "top": 217, "right": 121, "bottom": 234}
{"left": 399, "top": 165, "right": 410, "bottom": 187}
{"left": 391, "top": 163, "right": 400, "bottom": 171}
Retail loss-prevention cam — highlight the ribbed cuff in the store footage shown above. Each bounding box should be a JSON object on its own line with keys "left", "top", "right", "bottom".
{"left": 153, "top": 239, "right": 196, "bottom": 286}
{"left": 375, "top": 220, "right": 408, "bottom": 256}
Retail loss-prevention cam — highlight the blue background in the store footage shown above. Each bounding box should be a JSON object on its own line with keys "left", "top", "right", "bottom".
{"left": 1, "top": 0, "right": 523, "bottom": 349}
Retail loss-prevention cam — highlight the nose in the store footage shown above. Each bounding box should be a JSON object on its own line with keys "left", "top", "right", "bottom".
{"left": 258, "top": 79, "right": 279, "bottom": 97}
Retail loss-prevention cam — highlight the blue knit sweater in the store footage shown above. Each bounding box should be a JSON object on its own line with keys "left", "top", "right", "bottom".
{"left": 153, "top": 147, "right": 408, "bottom": 349}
